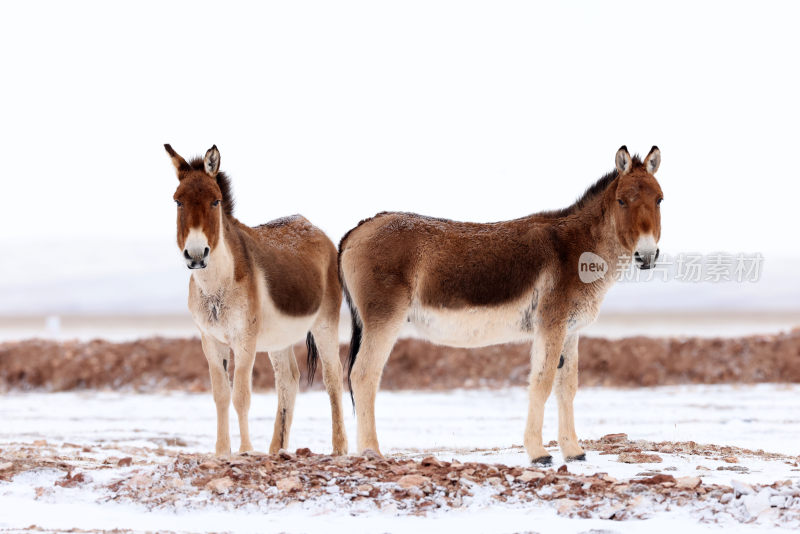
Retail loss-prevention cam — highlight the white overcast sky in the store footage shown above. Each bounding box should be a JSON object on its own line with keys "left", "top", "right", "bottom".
{"left": 2, "top": 0, "right": 799, "bottom": 258}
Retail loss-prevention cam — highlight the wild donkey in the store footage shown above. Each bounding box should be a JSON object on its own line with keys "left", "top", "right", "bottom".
{"left": 165, "top": 144, "right": 347, "bottom": 456}
{"left": 339, "top": 146, "right": 663, "bottom": 464}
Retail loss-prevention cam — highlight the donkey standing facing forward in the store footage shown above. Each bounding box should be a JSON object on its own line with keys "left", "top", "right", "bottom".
{"left": 340, "top": 146, "right": 663, "bottom": 464}
{"left": 165, "top": 144, "right": 348, "bottom": 456}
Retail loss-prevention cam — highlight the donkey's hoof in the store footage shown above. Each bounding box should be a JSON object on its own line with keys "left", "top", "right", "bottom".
{"left": 566, "top": 453, "right": 587, "bottom": 462}
{"left": 532, "top": 455, "right": 553, "bottom": 466}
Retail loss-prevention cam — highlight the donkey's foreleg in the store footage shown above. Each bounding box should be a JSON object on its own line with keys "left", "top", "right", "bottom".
{"left": 554, "top": 334, "right": 585, "bottom": 461}
{"left": 200, "top": 334, "right": 232, "bottom": 456}
{"left": 267, "top": 347, "right": 300, "bottom": 453}
{"left": 312, "top": 323, "right": 349, "bottom": 455}
{"left": 231, "top": 339, "right": 257, "bottom": 453}
{"left": 351, "top": 319, "right": 404, "bottom": 456}
{"left": 524, "top": 326, "right": 566, "bottom": 465}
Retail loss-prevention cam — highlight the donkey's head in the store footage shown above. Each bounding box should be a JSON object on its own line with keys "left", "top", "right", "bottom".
{"left": 165, "top": 144, "right": 226, "bottom": 270}
{"left": 611, "top": 145, "right": 663, "bottom": 269}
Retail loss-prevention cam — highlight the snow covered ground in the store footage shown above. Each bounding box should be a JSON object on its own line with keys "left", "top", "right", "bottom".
{"left": 1, "top": 384, "right": 800, "bottom": 532}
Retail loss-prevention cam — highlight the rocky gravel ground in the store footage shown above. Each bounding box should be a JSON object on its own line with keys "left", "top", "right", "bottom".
{"left": 2, "top": 434, "right": 800, "bottom": 529}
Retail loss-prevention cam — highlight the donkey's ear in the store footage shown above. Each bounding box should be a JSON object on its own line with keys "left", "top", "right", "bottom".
{"left": 615, "top": 145, "right": 633, "bottom": 175}
{"left": 204, "top": 145, "right": 220, "bottom": 177}
{"left": 644, "top": 145, "right": 661, "bottom": 174}
{"left": 164, "top": 144, "right": 190, "bottom": 177}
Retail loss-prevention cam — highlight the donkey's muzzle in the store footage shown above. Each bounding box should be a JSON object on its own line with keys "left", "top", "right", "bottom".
{"left": 634, "top": 248, "right": 659, "bottom": 270}
{"left": 184, "top": 247, "right": 210, "bottom": 269}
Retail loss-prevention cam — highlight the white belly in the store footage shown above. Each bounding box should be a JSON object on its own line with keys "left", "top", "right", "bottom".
{"left": 406, "top": 302, "right": 535, "bottom": 348}
{"left": 254, "top": 274, "right": 318, "bottom": 352}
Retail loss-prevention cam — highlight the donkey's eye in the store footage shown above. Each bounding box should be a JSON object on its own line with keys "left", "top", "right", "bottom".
{"left": 211, "top": 200, "right": 221, "bottom": 207}
{"left": 617, "top": 199, "right": 626, "bottom": 207}
{"left": 175, "top": 200, "right": 183, "bottom": 208}
{"left": 657, "top": 198, "right": 663, "bottom": 206}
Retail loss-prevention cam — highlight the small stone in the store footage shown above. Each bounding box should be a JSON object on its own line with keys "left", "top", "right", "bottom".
{"left": 295, "top": 448, "right": 312, "bottom": 457}
{"left": 117, "top": 457, "right": 133, "bottom": 467}
{"left": 32, "top": 440, "right": 47, "bottom": 447}
{"left": 637, "top": 474, "right": 676, "bottom": 485}
{"left": 126, "top": 473, "right": 152, "bottom": 488}
{"left": 55, "top": 472, "right": 91, "bottom": 488}
{"left": 601, "top": 433, "right": 628, "bottom": 443}
{"left": 557, "top": 498, "right": 577, "bottom": 514}
{"left": 731, "top": 479, "right": 754, "bottom": 496}
{"left": 518, "top": 470, "right": 545, "bottom": 483}
{"left": 278, "top": 450, "right": 295, "bottom": 461}
{"left": 719, "top": 492, "right": 733, "bottom": 504}
{"left": 165, "top": 476, "right": 184, "bottom": 488}
{"left": 198, "top": 460, "right": 220, "bottom": 470}
{"left": 717, "top": 465, "right": 749, "bottom": 473}
{"left": 356, "top": 484, "right": 373, "bottom": 496}
{"left": 362, "top": 449, "right": 382, "bottom": 460}
{"left": 206, "top": 477, "right": 234, "bottom": 494}
{"left": 618, "top": 452, "right": 662, "bottom": 464}
{"left": 276, "top": 476, "right": 302, "bottom": 492}
{"left": 397, "top": 474, "right": 430, "bottom": 489}
{"left": 0, "top": 462, "right": 13, "bottom": 471}
{"left": 420, "top": 456, "right": 443, "bottom": 467}
{"left": 722, "top": 456, "right": 738, "bottom": 463}
{"left": 676, "top": 476, "right": 701, "bottom": 489}
{"left": 658, "top": 445, "right": 674, "bottom": 453}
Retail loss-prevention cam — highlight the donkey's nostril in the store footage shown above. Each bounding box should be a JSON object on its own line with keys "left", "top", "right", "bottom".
{"left": 183, "top": 250, "right": 191, "bottom": 260}
{"left": 203, "top": 247, "right": 210, "bottom": 258}
{"left": 655, "top": 248, "right": 660, "bottom": 261}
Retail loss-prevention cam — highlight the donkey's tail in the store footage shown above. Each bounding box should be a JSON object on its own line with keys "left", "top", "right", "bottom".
{"left": 305, "top": 332, "right": 319, "bottom": 386}
{"left": 342, "top": 281, "right": 362, "bottom": 409}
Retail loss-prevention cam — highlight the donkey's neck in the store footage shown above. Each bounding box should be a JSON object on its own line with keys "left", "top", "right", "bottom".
{"left": 561, "top": 187, "right": 630, "bottom": 273}
{"left": 190, "top": 218, "right": 236, "bottom": 296}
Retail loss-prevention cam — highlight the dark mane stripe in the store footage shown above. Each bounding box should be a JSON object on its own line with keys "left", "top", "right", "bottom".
{"left": 537, "top": 154, "right": 642, "bottom": 219}
{"left": 188, "top": 157, "right": 235, "bottom": 216}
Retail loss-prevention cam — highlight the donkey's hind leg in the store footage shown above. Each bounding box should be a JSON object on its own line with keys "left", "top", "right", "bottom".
{"left": 231, "top": 339, "right": 257, "bottom": 453}
{"left": 312, "top": 322, "right": 349, "bottom": 455}
{"left": 351, "top": 314, "right": 405, "bottom": 455}
{"left": 267, "top": 346, "right": 300, "bottom": 453}
{"left": 554, "top": 334, "right": 586, "bottom": 461}
{"left": 200, "top": 334, "right": 232, "bottom": 456}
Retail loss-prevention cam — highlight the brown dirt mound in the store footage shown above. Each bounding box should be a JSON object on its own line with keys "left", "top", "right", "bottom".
{"left": 1, "top": 330, "right": 799, "bottom": 392}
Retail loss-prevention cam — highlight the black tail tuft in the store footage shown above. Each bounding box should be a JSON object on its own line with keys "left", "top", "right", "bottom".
{"left": 343, "top": 286, "right": 362, "bottom": 409}
{"left": 306, "top": 332, "right": 319, "bottom": 386}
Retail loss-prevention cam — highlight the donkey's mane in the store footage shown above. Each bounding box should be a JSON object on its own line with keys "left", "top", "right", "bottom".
{"left": 188, "top": 157, "right": 235, "bottom": 216}
{"left": 536, "top": 154, "right": 642, "bottom": 218}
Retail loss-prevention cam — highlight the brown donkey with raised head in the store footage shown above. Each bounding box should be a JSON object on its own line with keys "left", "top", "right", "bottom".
{"left": 165, "top": 144, "right": 348, "bottom": 456}
{"left": 340, "top": 146, "right": 663, "bottom": 464}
